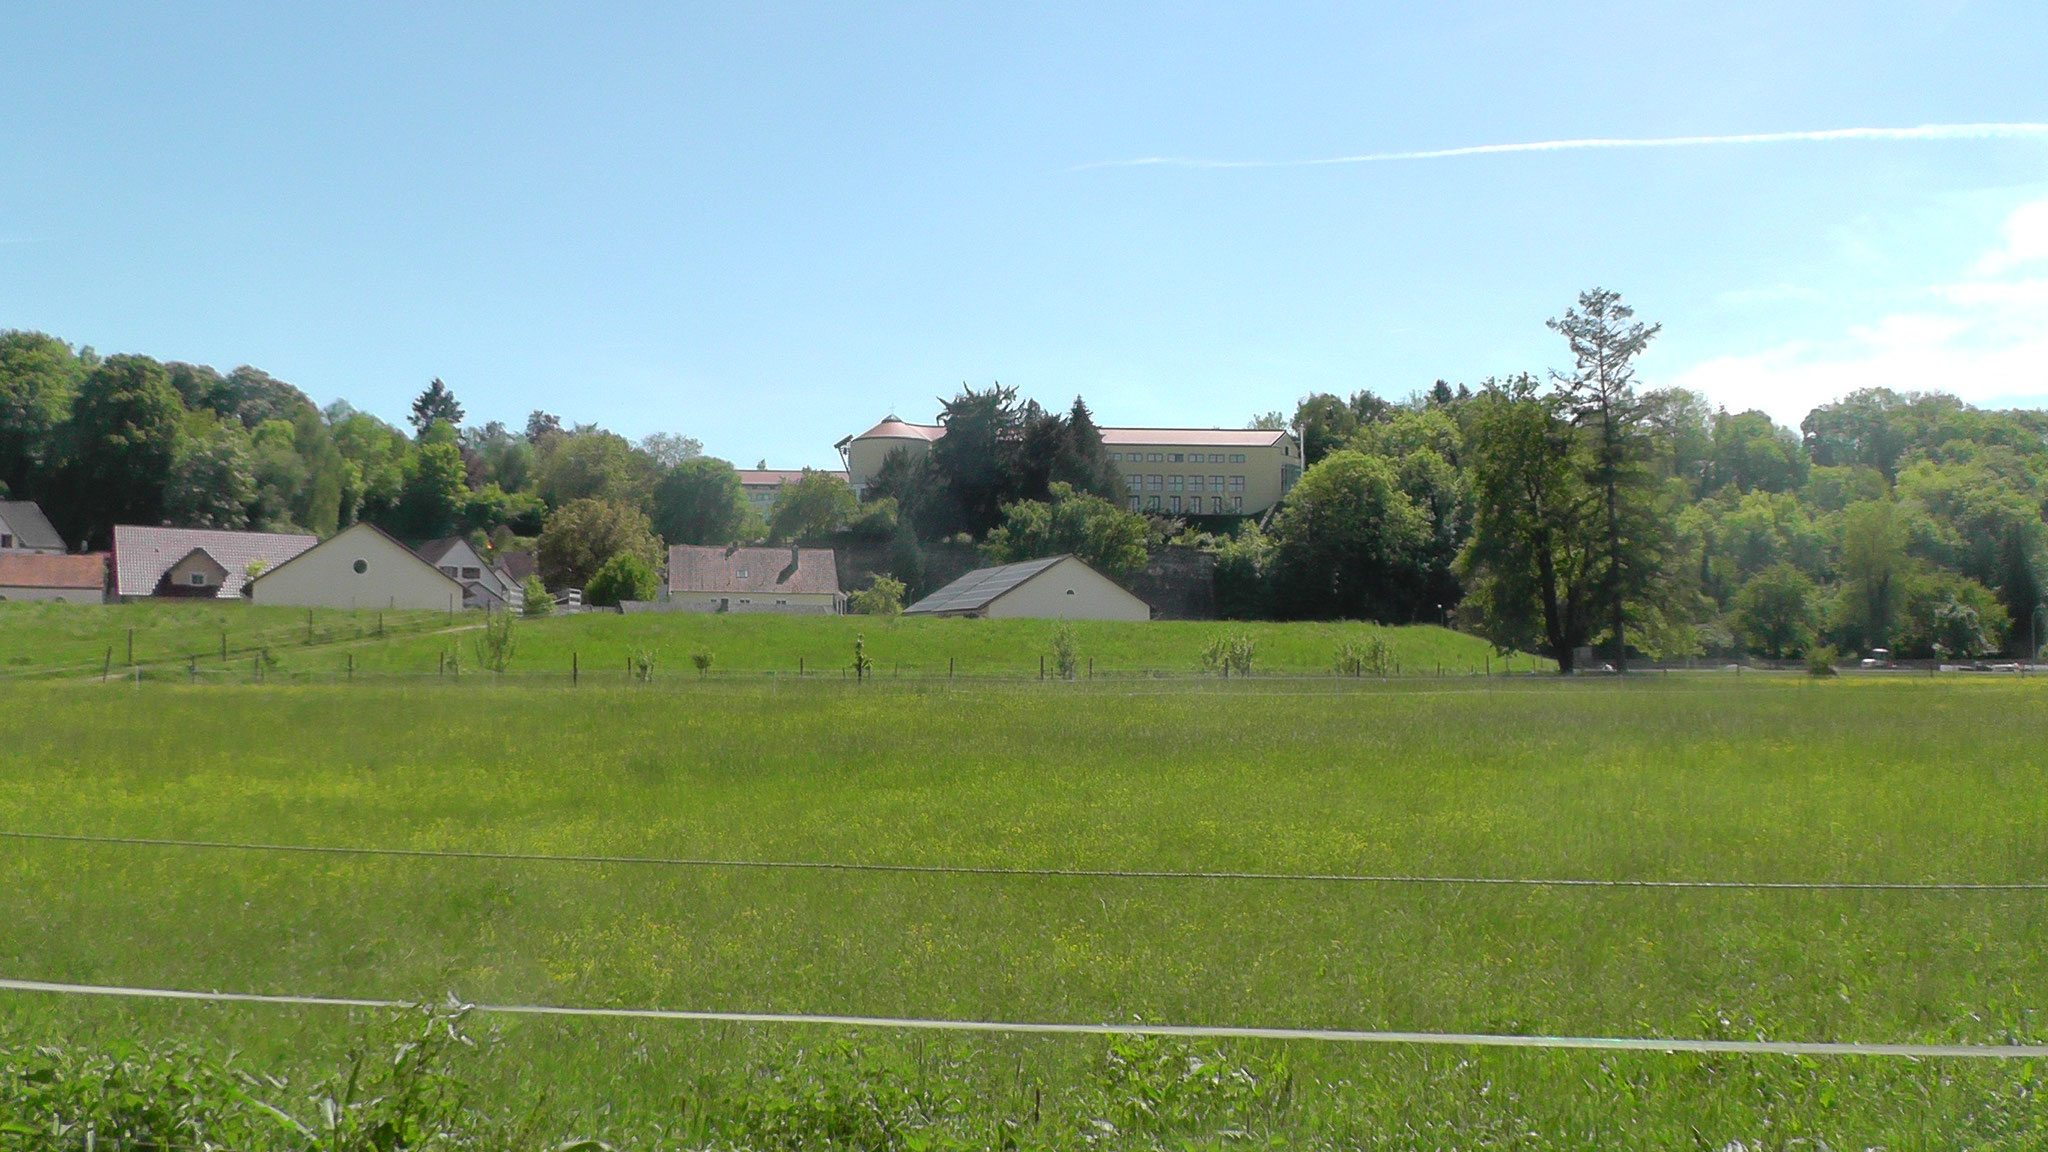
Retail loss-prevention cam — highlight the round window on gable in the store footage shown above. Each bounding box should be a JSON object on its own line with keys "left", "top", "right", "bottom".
{"left": 352, "top": 559, "right": 368, "bottom": 574}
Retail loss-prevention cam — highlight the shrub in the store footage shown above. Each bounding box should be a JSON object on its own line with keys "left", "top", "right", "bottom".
{"left": 631, "top": 650, "right": 657, "bottom": 682}
{"left": 1050, "top": 621, "right": 1079, "bottom": 680}
{"left": 585, "top": 552, "right": 658, "bottom": 608}
{"left": 1202, "top": 632, "right": 1256, "bottom": 677}
{"left": 1334, "top": 632, "right": 1393, "bottom": 677}
{"left": 849, "top": 574, "right": 906, "bottom": 616}
{"left": 691, "top": 650, "right": 715, "bottom": 676}
{"left": 520, "top": 574, "right": 553, "bottom": 617}
{"left": 472, "top": 610, "right": 516, "bottom": 672}
{"left": 1807, "top": 644, "right": 1838, "bottom": 677}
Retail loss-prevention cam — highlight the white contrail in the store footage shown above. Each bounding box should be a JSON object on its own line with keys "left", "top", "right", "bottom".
{"left": 1079, "top": 123, "right": 2048, "bottom": 170}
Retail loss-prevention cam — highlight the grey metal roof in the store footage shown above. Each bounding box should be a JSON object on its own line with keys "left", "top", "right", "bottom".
{"left": 111, "top": 525, "right": 318, "bottom": 598}
{"left": 903, "top": 555, "right": 1068, "bottom": 615}
{"left": 0, "top": 501, "right": 66, "bottom": 551}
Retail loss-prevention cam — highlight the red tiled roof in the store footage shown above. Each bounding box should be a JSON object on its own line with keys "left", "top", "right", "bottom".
{"left": 737, "top": 469, "right": 850, "bottom": 487}
{"left": 0, "top": 552, "right": 104, "bottom": 590}
{"left": 666, "top": 545, "right": 841, "bottom": 596}
{"left": 111, "top": 525, "right": 318, "bottom": 598}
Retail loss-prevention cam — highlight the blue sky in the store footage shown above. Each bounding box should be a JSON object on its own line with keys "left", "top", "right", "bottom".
{"left": 2, "top": 3, "right": 2045, "bottom": 468}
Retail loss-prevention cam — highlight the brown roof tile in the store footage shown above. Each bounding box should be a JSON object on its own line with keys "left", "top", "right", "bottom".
{"left": 0, "top": 552, "right": 105, "bottom": 590}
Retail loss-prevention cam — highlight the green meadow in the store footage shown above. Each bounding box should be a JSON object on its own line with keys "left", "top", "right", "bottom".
{"left": 0, "top": 601, "right": 455, "bottom": 679}
{"left": 2, "top": 674, "right": 2046, "bottom": 1147}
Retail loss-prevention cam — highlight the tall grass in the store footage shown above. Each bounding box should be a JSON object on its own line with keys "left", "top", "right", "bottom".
{"left": 1, "top": 676, "right": 2044, "bottom": 1144}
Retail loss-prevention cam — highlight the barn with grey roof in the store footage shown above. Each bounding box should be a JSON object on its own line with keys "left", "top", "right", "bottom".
{"left": 902, "top": 555, "right": 1150, "bottom": 621}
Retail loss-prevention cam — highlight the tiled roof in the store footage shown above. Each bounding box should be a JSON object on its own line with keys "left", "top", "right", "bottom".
{"left": 667, "top": 545, "right": 842, "bottom": 596}
{"left": 112, "top": 525, "right": 317, "bottom": 598}
{"left": 412, "top": 537, "right": 471, "bottom": 566}
{"left": 1099, "top": 427, "right": 1293, "bottom": 447}
{"left": 737, "top": 469, "right": 850, "bottom": 487}
{"left": 847, "top": 419, "right": 1293, "bottom": 450}
{"left": 497, "top": 551, "right": 537, "bottom": 583}
{"left": 903, "top": 555, "right": 1068, "bottom": 615}
{"left": 0, "top": 552, "right": 104, "bottom": 590}
{"left": 854, "top": 418, "right": 945, "bottom": 442}
{"left": 0, "top": 501, "right": 67, "bottom": 551}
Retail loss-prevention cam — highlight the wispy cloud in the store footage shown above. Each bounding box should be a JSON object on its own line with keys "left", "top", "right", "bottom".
{"left": 1080, "top": 123, "right": 2048, "bottom": 170}
{"left": 1669, "top": 190, "right": 2048, "bottom": 427}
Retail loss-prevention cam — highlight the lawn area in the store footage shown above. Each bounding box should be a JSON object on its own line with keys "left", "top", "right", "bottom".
{"left": 2, "top": 675, "right": 2045, "bottom": 1147}
{"left": 262, "top": 609, "right": 1541, "bottom": 679}
{"left": 0, "top": 601, "right": 456, "bottom": 678}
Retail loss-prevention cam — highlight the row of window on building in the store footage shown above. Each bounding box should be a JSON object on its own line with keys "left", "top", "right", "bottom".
{"left": 1109, "top": 451, "right": 1249, "bottom": 464}
{"left": 1131, "top": 494, "right": 1243, "bottom": 513}
{"left": 1124, "top": 474, "right": 1248, "bottom": 493}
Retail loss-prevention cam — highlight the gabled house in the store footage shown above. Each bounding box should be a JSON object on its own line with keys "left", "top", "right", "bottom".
{"left": 0, "top": 501, "right": 67, "bottom": 554}
{"left": 111, "top": 525, "right": 318, "bottom": 601}
{"left": 902, "top": 555, "right": 1151, "bottom": 621}
{"left": 0, "top": 552, "right": 106, "bottom": 603}
{"left": 247, "top": 522, "right": 465, "bottom": 611}
{"left": 666, "top": 544, "right": 843, "bottom": 614}
{"left": 415, "top": 537, "right": 522, "bottom": 610}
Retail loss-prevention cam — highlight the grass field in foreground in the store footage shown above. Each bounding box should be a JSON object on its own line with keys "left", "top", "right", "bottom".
{"left": 2, "top": 676, "right": 2045, "bottom": 1147}
{"left": 263, "top": 610, "right": 1544, "bottom": 679}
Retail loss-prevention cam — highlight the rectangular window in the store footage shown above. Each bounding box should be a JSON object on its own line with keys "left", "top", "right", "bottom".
{"left": 1124, "top": 474, "right": 1141, "bottom": 492}
{"left": 775, "top": 599, "right": 788, "bottom": 605}
{"left": 1210, "top": 474, "right": 1224, "bottom": 490}
{"left": 1186, "top": 475, "right": 1203, "bottom": 492}
{"left": 1147, "top": 452, "right": 1163, "bottom": 462}
{"left": 1169, "top": 495, "right": 1181, "bottom": 513}
{"left": 1147, "top": 495, "right": 1161, "bottom": 510}
{"left": 1212, "top": 453, "right": 1226, "bottom": 463}
{"left": 736, "top": 568, "right": 749, "bottom": 578}
{"left": 1229, "top": 453, "right": 1246, "bottom": 463}
{"left": 1128, "top": 496, "right": 1141, "bottom": 511}
{"left": 461, "top": 567, "right": 481, "bottom": 579}
{"left": 1168, "top": 453, "right": 1183, "bottom": 462}
{"left": 188, "top": 572, "right": 207, "bottom": 586}
{"left": 1168, "top": 475, "right": 1183, "bottom": 492}
{"left": 440, "top": 565, "right": 457, "bottom": 577}
{"left": 1230, "top": 475, "right": 1247, "bottom": 492}
{"left": 0, "top": 534, "right": 11, "bottom": 548}
{"left": 1232, "top": 496, "right": 1243, "bottom": 511}
{"left": 1107, "top": 452, "right": 1121, "bottom": 462}
{"left": 1147, "top": 474, "right": 1163, "bottom": 491}
{"left": 1213, "top": 497, "right": 1226, "bottom": 513}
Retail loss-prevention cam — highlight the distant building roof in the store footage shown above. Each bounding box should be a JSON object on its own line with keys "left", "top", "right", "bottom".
{"left": 111, "top": 525, "right": 318, "bottom": 598}
{"left": 0, "top": 551, "right": 104, "bottom": 590}
{"left": 411, "top": 537, "right": 473, "bottom": 566}
{"left": 1100, "top": 427, "right": 1294, "bottom": 447}
{"left": 903, "top": 555, "right": 1068, "bottom": 616}
{"left": 667, "top": 545, "right": 842, "bottom": 596}
{"left": 497, "top": 551, "right": 537, "bottom": 583}
{"left": 843, "top": 420, "right": 1293, "bottom": 450}
{"left": 736, "top": 469, "right": 850, "bottom": 487}
{"left": 852, "top": 417, "right": 945, "bottom": 443}
{"left": 0, "top": 501, "right": 67, "bottom": 551}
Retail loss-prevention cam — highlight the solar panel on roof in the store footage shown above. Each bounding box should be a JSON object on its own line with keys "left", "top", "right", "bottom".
{"left": 903, "top": 555, "right": 1066, "bottom": 614}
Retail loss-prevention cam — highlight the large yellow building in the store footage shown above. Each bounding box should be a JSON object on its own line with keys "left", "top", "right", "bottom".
{"left": 836, "top": 416, "right": 1303, "bottom": 516}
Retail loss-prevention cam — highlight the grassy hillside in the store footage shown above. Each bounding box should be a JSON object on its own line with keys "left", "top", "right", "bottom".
{"left": 266, "top": 609, "right": 1542, "bottom": 678}
{"left": 1, "top": 676, "right": 2044, "bottom": 1145}
{"left": 0, "top": 601, "right": 455, "bottom": 678}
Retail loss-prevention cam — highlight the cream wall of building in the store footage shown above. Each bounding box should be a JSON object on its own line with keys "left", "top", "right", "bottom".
{"left": 0, "top": 585, "right": 102, "bottom": 603}
{"left": 167, "top": 551, "right": 230, "bottom": 593}
{"left": 843, "top": 436, "right": 934, "bottom": 496}
{"left": 985, "top": 557, "right": 1151, "bottom": 621}
{"left": 667, "top": 591, "right": 842, "bottom": 614}
{"left": 250, "top": 524, "right": 463, "bottom": 611}
{"left": 1107, "top": 436, "right": 1302, "bottom": 517}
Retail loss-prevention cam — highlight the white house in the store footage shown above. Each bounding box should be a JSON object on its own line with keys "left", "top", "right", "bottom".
{"left": 0, "top": 553, "right": 105, "bottom": 603}
{"left": 0, "top": 502, "right": 67, "bottom": 554}
{"left": 247, "top": 522, "right": 465, "bottom": 611}
{"left": 665, "top": 544, "right": 844, "bottom": 614}
{"left": 902, "top": 555, "right": 1151, "bottom": 621}
{"left": 111, "top": 525, "right": 319, "bottom": 600}
{"left": 415, "top": 537, "right": 522, "bottom": 610}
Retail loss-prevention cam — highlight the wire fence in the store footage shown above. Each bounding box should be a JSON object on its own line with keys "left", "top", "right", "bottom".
{"left": 2, "top": 976, "right": 2040, "bottom": 1059}
{"left": 5, "top": 829, "right": 2040, "bottom": 891}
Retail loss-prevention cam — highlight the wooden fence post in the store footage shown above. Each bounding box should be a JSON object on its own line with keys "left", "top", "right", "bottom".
{"left": 572, "top": 652, "right": 579, "bottom": 684}
{"left": 102, "top": 648, "right": 111, "bottom": 683}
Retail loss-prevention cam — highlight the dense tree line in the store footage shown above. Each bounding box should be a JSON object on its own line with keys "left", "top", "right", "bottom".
{"left": 1223, "top": 289, "right": 2048, "bottom": 666}
{"left": 0, "top": 331, "right": 799, "bottom": 592}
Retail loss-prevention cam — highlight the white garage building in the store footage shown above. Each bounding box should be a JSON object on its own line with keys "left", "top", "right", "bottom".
{"left": 902, "top": 555, "right": 1151, "bottom": 621}
{"left": 247, "top": 522, "right": 465, "bottom": 612}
